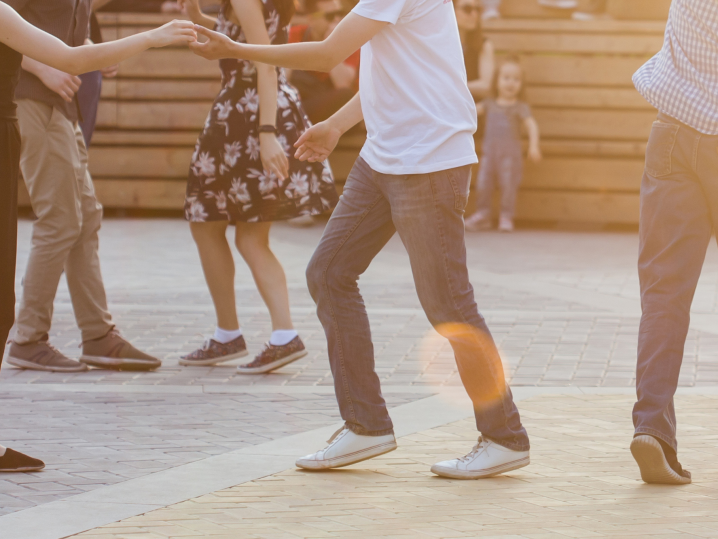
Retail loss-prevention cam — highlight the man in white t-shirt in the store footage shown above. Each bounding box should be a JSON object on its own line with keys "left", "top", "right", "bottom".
{"left": 190, "top": 0, "right": 531, "bottom": 478}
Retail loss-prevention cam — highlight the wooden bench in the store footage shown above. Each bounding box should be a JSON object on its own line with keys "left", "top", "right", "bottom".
{"left": 18, "top": 8, "right": 668, "bottom": 225}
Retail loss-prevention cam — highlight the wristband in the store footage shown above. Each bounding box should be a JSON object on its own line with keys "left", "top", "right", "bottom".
{"left": 258, "top": 125, "right": 278, "bottom": 135}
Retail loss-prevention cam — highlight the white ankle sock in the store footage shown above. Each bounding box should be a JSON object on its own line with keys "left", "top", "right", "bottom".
{"left": 270, "top": 329, "right": 298, "bottom": 346}
{"left": 0, "top": 445, "right": 6, "bottom": 457}
{"left": 213, "top": 327, "right": 242, "bottom": 344}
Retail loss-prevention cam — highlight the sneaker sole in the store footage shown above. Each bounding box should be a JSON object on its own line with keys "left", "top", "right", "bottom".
{"left": 178, "top": 349, "right": 249, "bottom": 367}
{"left": 237, "top": 350, "right": 308, "bottom": 374}
{"left": 0, "top": 464, "right": 45, "bottom": 473}
{"left": 630, "top": 436, "right": 691, "bottom": 485}
{"left": 296, "top": 440, "right": 398, "bottom": 470}
{"left": 6, "top": 356, "right": 89, "bottom": 373}
{"left": 430, "top": 456, "right": 530, "bottom": 480}
{"left": 80, "top": 355, "right": 162, "bottom": 371}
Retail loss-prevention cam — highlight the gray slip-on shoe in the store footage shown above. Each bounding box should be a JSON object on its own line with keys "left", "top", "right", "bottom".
{"left": 80, "top": 329, "right": 161, "bottom": 371}
{"left": 7, "top": 340, "right": 88, "bottom": 372}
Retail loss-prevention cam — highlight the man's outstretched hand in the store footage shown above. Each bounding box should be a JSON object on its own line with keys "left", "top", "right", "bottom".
{"left": 294, "top": 122, "right": 342, "bottom": 163}
{"left": 189, "top": 25, "right": 240, "bottom": 60}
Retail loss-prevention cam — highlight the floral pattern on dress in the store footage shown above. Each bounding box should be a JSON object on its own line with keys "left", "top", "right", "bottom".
{"left": 184, "top": 0, "right": 338, "bottom": 223}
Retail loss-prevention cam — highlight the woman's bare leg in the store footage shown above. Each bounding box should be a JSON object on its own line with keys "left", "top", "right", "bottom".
{"left": 190, "top": 221, "right": 239, "bottom": 330}
{"left": 234, "top": 222, "right": 293, "bottom": 331}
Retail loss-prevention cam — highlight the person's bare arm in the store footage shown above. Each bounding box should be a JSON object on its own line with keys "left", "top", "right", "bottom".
{"left": 467, "top": 39, "right": 494, "bottom": 100}
{"left": 0, "top": 3, "right": 196, "bottom": 76}
{"left": 190, "top": 12, "right": 387, "bottom": 72}
{"left": 178, "top": 0, "right": 216, "bottom": 29}
{"left": 294, "top": 93, "right": 363, "bottom": 162}
{"left": 524, "top": 116, "right": 542, "bottom": 162}
{"left": 475, "top": 102, "right": 485, "bottom": 116}
{"left": 232, "top": 0, "right": 288, "bottom": 179}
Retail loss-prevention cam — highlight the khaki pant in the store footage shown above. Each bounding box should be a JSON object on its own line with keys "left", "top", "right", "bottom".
{"left": 14, "top": 99, "right": 112, "bottom": 345}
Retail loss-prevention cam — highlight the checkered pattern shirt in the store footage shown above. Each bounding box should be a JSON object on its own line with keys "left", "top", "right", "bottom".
{"left": 633, "top": 0, "right": 718, "bottom": 135}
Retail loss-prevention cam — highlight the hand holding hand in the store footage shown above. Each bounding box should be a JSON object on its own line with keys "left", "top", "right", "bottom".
{"left": 189, "top": 25, "right": 241, "bottom": 60}
{"left": 528, "top": 145, "right": 542, "bottom": 163}
{"left": 147, "top": 20, "right": 197, "bottom": 48}
{"left": 260, "top": 133, "right": 290, "bottom": 180}
{"left": 294, "top": 122, "right": 342, "bottom": 162}
{"left": 37, "top": 66, "right": 82, "bottom": 103}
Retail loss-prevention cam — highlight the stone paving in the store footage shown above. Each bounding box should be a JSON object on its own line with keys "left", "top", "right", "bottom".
{"left": 2, "top": 218, "right": 718, "bottom": 534}
{"left": 70, "top": 394, "right": 718, "bottom": 539}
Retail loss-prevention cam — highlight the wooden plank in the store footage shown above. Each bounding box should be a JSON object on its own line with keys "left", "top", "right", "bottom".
{"left": 516, "top": 190, "right": 639, "bottom": 223}
{"left": 521, "top": 157, "right": 643, "bottom": 191}
{"left": 117, "top": 50, "right": 219, "bottom": 79}
{"left": 92, "top": 131, "right": 200, "bottom": 146}
{"left": 96, "top": 101, "right": 211, "bottom": 130}
{"left": 533, "top": 108, "right": 655, "bottom": 140}
{"left": 498, "top": 0, "right": 572, "bottom": 19}
{"left": 101, "top": 80, "right": 222, "bottom": 100}
{"left": 484, "top": 18, "right": 666, "bottom": 34}
{"left": 96, "top": 179, "right": 186, "bottom": 209}
{"left": 88, "top": 147, "right": 193, "bottom": 178}
{"left": 608, "top": 0, "right": 671, "bottom": 21}
{"left": 518, "top": 55, "right": 648, "bottom": 87}
{"left": 489, "top": 32, "right": 663, "bottom": 55}
{"left": 525, "top": 86, "right": 651, "bottom": 109}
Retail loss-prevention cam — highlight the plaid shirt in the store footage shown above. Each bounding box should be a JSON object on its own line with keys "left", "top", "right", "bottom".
{"left": 633, "top": 0, "right": 718, "bottom": 135}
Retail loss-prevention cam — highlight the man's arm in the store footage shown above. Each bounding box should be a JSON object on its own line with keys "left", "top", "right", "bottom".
{"left": 190, "top": 13, "right": 387, "bottom": 72}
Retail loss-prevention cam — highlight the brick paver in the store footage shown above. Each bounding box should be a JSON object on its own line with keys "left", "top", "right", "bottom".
{"left": 3, "top": 219, "right": 718, "bottom": 528}
{"left": 70, "top": 394, "right": 718, "bottom": 539}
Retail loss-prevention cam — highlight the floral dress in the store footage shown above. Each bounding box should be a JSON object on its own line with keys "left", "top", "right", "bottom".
{"left": 184, "top": 0, "right": 338, "bottom": 223}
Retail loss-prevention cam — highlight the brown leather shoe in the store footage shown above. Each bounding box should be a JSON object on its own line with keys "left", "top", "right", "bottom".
{"left": 80, "top": 329, "right": 161, "bottom": 371}
{"left": 0, "top": 448, "right": 45, "bottom": 473}
{"left": 7, "top": 340, "right": 88, "bottom": 372}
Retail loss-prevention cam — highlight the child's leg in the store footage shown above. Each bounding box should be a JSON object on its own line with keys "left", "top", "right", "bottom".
{"left": 498, "top": 154, "right": 523, "bottom": 222}
{"left": 473, "top": 153, "right": 497, "bottom": 222}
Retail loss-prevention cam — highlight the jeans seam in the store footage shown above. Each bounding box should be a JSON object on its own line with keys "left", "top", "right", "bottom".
{"left": 634, "top": 427, "right": 677, "bottom": 451}
{"left": 428, "top": 173, "right": 517, "bottom": 448}
{"left": 320, "top": 190, "right": 385, "bottom": 430}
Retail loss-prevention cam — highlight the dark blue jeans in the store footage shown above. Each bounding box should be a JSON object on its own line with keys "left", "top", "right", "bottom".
{"left": 634, "top": 113, "right": 718, "bottom": 452}
{"left": 306, "top": 157, "right": 530, "bottom": 451}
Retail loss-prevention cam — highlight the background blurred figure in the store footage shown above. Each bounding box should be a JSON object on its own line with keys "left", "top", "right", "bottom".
{"left": 288, "top": 0, "right": 359, "bottom": 125}
{"left": 77, "top": 12, "right": 118, "bottom": 148}
{"left": 454, "top": 0, "right": 495, "bottom": 101}
{"left": 97, "top": 0, "right": 185, "bottom": 13}
{"left": 468, "top": 57, "right": 541, "bottom": 233}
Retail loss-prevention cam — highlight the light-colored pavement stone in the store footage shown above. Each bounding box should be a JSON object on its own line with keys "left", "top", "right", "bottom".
{"left": 2, "top": 219, "right": 718, "bottom": 528}
{"left": 69, "top": 394, "right": 718, "bottom": 539}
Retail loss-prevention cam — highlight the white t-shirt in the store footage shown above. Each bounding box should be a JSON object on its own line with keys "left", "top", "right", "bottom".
{"left": 351, "top": 0, "right": 478, "bottom": 175}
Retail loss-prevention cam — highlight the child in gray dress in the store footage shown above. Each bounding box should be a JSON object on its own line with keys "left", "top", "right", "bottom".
{"left": 466, "top": 56, "right": 541, "bottom": 232}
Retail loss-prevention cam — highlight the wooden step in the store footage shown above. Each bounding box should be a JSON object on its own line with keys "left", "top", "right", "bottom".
{"left": 516, "top": 190, "right": 638, "bottom": 223}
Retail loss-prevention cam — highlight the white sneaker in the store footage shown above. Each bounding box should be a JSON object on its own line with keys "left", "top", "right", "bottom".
{"left": 296, "top": 427, "right": 397, "bottom": 470}
{"left": 538, "top": 0, "right": 578, "bottom": 8}
{"left": 498, "top": 216, "right": 514, "bottom": 232}
{"left": 431, "top": 436, "right": 530, "bottom": 479}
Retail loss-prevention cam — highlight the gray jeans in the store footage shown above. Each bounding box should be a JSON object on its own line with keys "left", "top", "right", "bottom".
{"left": 634, "top": 113, "right": 718, "bottom": 452}
{"left": 306, "top": 156, "right": 530, "bottom": 451}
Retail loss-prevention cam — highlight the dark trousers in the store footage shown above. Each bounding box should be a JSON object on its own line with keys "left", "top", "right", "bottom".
{"left": 78, "top": 70, "right": 103, "bottom": 148}
{"left": 0, "top": 119, "right": 21, "bottom": 363}
{"left": 306, "top": 157, "right": 529, "bottom": 451}
{"left": 634, "top": 113, "right": 718, "bottom": 452}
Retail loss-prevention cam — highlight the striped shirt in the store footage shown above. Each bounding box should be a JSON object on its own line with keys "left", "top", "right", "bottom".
{"left": 633, "top": 0, "right": 718, "bottom": 135}
{"left": 7, "top": 0, "right": 91, "bottom": 123}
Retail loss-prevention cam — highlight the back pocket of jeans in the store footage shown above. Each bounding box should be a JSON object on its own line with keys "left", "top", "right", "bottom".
{"left": 645, "top": 122, "right": 679, "bottom": 178}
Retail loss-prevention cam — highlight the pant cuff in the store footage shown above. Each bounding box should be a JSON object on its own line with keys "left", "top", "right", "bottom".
{"left": 483, "top": 434, "right": 530, "bottom": 453}
{"left": 345, "top": 422, "right": 394, "bottom": 437}
{"left": 634, "top": 427, "right": 677, "bottom": 453}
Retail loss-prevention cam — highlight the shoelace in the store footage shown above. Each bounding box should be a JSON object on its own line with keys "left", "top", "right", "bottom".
{"left": 201, "top": 338, "right": 213, "bottom": 351}
{"left": 326, "top": 426, "right": 349, "bottom": 445}
{"left": 458, "top": 436, "right": 490, "bottom": 463}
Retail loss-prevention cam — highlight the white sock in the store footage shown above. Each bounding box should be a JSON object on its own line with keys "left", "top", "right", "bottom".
{"left": 270, "top": 329, "right": 298, "bottom": 346}
{"left": 213, "top": 327, "right": 242, "bottom": 344}
{"left": 0, "top": 445, "right": 6, "bottom": 457}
